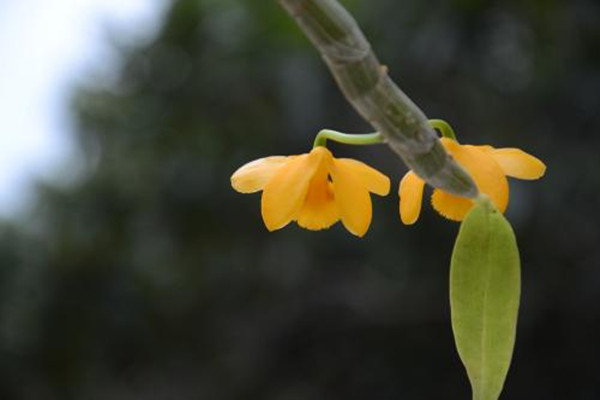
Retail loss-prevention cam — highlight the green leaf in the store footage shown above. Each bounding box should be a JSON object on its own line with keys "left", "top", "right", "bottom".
{"left": 450, "top": 198, "right": 521, "bottom": 400}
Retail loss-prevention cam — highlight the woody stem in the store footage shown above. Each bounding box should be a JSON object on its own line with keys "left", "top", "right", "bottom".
{"left": 278, "top": 0, "right": 478, "bottom": 198}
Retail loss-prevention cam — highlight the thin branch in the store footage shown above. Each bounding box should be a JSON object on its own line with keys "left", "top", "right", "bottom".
{"left": 278, "top": 0, "right": 478, "bottom": 198}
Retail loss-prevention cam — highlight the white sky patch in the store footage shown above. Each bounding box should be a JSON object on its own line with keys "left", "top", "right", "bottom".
{"left": 0, "top": 0, "right": 167, "bottom": 217}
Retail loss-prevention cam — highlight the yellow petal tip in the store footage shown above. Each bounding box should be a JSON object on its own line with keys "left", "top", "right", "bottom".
{"left": 400, "top": 213, "right": 418, "bottom": 225}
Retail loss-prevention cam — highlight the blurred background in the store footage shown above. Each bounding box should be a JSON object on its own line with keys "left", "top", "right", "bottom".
{"left": 0, "top": 0, "right": 598, "bottom": 398}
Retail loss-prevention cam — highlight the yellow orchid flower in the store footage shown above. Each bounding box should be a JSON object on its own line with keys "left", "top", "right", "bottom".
{"left": 399, "top": 137, "right": 546, "bottom": 224}
{"left": 231, "top": 146, "right": 390, "bottom": 237}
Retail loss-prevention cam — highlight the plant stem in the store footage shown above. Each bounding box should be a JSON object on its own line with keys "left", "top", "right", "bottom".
{"left": 278, "top": 0, "right": 478, "bottom": 198}
{"left": 429, "top": 119, "right": 458, "bottom": 141}
{"left": 313, "top": 130, "right": 384, "bottom": 148}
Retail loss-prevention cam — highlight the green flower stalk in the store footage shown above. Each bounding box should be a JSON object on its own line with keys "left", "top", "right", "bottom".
{"left": 312, "top": 130, "right": 384, "bottom": 148}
